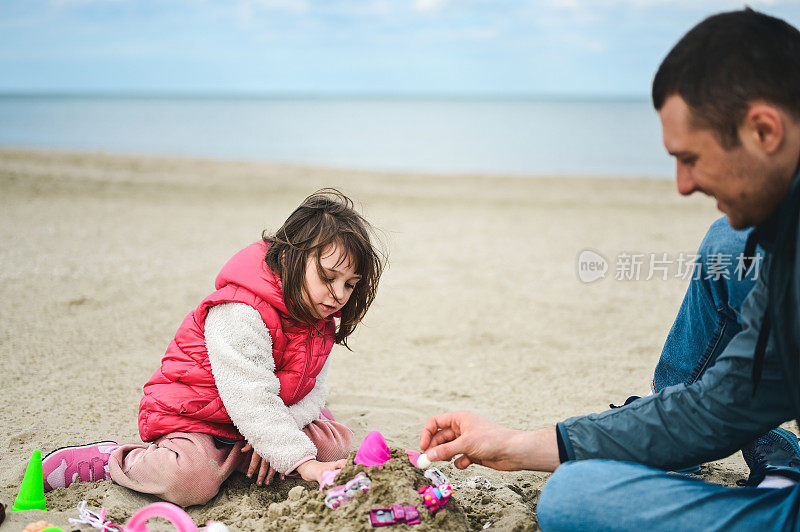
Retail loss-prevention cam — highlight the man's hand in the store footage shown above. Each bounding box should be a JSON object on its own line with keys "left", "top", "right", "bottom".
{"left": 242, "top": 443, "right": 279, "bottom": 486}
{"left": 420, "top": 411, "right": 560, "bottom": 472}
{"left": 296, "top": 459, "right": 347, "bottom": 484}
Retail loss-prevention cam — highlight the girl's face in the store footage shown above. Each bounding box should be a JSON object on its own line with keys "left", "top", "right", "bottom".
{"left": 304, "top": 244, "right": 361, "bottom": 319}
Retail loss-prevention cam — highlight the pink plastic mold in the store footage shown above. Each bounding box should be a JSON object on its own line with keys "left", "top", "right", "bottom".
{"left": 354, "top": 431, "right": 392, "bottom": 467}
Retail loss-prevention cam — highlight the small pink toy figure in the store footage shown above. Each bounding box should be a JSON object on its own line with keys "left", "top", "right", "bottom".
{"left": 417, "top": 483, "right": 452, "bottom": 512}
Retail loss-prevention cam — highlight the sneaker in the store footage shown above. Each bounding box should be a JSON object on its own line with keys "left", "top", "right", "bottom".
{"left": 42, "top": 441, "right": 119, "bottom": 491}
{"left": 739, "top": 428, "right": 800, "bottom": 487}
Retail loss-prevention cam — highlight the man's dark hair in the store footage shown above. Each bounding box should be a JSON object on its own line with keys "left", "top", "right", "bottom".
{"left": 652, "top": 8, "right": 800, "bottom": 148}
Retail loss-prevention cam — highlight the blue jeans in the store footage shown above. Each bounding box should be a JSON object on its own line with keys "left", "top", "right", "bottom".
{"left": 537, "top": 218, "right": 800, "bottom": 531}
{"left": 537, "top": 460, "right": 800, "bottom": 531}
{"left": 653, "top": 217, "right": 758, "bottom": 391}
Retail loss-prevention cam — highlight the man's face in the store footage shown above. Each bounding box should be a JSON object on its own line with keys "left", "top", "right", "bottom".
{"left": 659, "top": 94, "right": 787, "bottom": 229}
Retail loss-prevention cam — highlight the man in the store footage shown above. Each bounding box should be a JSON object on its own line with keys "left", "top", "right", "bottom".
{"left": 420, "top": 9, "right": 800, "bottom": 530}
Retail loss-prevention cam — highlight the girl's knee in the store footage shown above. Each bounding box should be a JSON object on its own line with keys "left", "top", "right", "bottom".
{"left": 318, "top": 428, "right": 353, "bottom": 462}
{"left": 307, "top": 421, "right": 353, "bottom": 462}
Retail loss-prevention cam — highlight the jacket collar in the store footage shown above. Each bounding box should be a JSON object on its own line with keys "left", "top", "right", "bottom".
{"left": 750, "top": 158, "right": 800, "bottom": 252}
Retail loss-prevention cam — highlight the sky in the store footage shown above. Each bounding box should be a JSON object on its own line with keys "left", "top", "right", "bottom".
{"left": 2, "top": 0, "right": 800, "bottom": 96}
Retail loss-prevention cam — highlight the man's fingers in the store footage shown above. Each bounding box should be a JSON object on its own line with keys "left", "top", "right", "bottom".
{"left": 420, "top": 412, "right": 460, "bottom": 450}
{"left": 454, "top": 455, "right": 473, "bottom": 469}
{"left": 428, "top": 427, "right": 457, "bottom": 449}
{"left": 426, "top": 438, "right": 464, "bottom": 462}
{"left": 242, "top": 443, "right": 252, "bottom": 453}
{"left": 266, "top": 465, "right": 276, "bottom": 485}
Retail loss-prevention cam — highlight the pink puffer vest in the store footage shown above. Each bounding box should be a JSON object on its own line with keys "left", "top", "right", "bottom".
{"left": 138, "top": 241, "right": 336, "bottom": 442}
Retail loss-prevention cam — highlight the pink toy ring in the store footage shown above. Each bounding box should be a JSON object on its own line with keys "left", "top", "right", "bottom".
{"left": 125, "top": 502, "right": 199, "bottom": 532}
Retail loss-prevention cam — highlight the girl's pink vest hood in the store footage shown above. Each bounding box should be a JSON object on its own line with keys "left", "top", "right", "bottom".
{"left": 138, "top": 242, "right": 336, "bottom": 442}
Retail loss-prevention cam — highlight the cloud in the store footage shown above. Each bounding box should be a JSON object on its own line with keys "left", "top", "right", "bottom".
{"left": 545, "top": 0, "right": 784, "bottom": 8}
{"left": 413, "top": 0, "right": 447, "bottom": 12}
{"left": 240, "top": 0, "right": 308, "bottom": 12}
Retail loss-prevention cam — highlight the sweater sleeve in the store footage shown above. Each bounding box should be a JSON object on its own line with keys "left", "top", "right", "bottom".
{"left": 287, "top": 356, "right": 331, "bottom": 429}
{"left": 205, "top": 302, "right": 316, "bottom": 473}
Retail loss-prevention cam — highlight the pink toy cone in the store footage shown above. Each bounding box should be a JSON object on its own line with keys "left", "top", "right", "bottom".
{"left": 354, "top": 431, "right": 392, "bottom": 467}
{"left": 405, "top": 450, "right": 421, "bottom": 467}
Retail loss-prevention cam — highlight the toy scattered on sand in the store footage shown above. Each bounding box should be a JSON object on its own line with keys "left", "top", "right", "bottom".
{"left": 418, "top": 483, "right": 453, "bottom": 513}
{"left": 345, "top": 431, "right": 455, "bottom": 526}
{"left": 319, "top": 468, "right": 342, "bottom": 489}
{"left": 368, "top": 505, "right": 421, "bottom": 527}
{"left": 62, "top": 500, "right": 228, "bottom": 532}
{"left": 66, "top": 500, "right": 123, "bottom": 531}
{"left": 124, "top": 502, "right": 228, "bottom": 531}
{"left": 324, "top": 472, "right": 372, "bottom": 509}
{"left": 423, "top": 467, "right": 449, "bottom": 486}
{"left": 415, "top": 453, "right": 432, "bottom": 470}
{"left": 13, "top": 449, "right": 47, "bottom": 512}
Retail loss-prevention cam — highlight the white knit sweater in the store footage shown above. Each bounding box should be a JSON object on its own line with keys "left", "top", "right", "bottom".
{"left": 205, "top": 302, "right": 330, "bottom": 473}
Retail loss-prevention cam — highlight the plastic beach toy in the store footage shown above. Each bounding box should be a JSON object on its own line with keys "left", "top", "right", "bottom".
{"left": 324, "top": 472, "right": 371, "bottom": 509}
{"left": 354, "top": 431, "right": 392, "bottom": 467}
{"left": 415, "top": 453, "right": 432, "bottom": 470}
{"left": 13, "top": 450, "right": 47, "bottom": 512}
{"left": 125, "top": 502, "right": 228, "bottom": 532}
{"left": 126, "top": 503, "right": 199, "bottom": 532}
{"left": 405, "top": 450, "right": 421, "bottom": 467}
{"left": 368, "top": 505, "right": 420, "bottom": 527}
{"left": 418, "top": 483, "right": 453, "bottom": 512}
{"left": 424, "top": 467, "right": 449, "bottom": 486}
{"left": 319, "top": 468, "right": 342, "bottom": 489}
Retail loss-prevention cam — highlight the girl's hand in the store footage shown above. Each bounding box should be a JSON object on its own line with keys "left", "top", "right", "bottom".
{"left": 295, "top": 458, "right": 347, "bottom": 484}
{"left": 242, "top": 443, "right": 279, "bottom": 486}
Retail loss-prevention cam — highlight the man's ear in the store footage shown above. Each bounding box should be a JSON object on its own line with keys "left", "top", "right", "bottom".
{"left": 742, "top": 103, "right": 785, "bottom": 154}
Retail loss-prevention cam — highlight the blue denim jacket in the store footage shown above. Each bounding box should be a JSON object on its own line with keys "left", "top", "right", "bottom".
{"left": 558, "top": 170, "right": 800, "bottom": 470}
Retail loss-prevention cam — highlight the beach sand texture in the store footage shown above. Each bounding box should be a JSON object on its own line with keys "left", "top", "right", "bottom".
{"left": 1, "top": 147, "right": 760, "bottom": 530}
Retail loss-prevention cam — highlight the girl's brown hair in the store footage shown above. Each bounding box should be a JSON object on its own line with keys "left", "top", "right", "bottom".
{"left": 263, "top": 189, "right": 385, "bottom": 347}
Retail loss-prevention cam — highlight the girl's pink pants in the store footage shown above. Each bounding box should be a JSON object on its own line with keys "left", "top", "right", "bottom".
{"left": 107, "top": 419, "right": 352, "bottom": 506}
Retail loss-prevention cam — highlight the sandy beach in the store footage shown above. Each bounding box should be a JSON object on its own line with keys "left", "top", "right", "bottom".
{"left": 0, "top": 147, "right": 767, "bottom": 530}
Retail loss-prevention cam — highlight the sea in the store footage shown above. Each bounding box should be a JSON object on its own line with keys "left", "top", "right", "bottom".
{"left": 0, "top": 94, "right": 674, "bottom": 178}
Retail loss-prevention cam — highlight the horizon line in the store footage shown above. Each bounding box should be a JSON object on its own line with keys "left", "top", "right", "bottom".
{"left": 0, "top": 90, "right": 651, "bottom": 102}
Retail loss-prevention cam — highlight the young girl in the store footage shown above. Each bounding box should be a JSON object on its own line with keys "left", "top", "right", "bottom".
{"left": 42, "top": 189, "right": 385, "bottom": 506}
